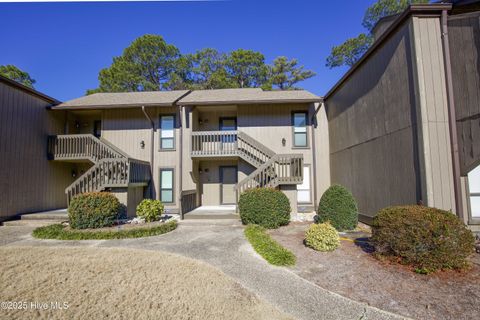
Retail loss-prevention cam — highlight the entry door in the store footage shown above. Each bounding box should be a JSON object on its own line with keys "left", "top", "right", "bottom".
{"left": 220, "top": 166, "right": 237, "bottom": 205}
{"left": 93, "top": 120, "right": 102, "bottom": 138}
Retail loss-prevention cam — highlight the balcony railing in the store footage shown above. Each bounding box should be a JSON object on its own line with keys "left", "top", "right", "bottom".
{"left": 191, "top": 131, "right": 239, "bottom": 157}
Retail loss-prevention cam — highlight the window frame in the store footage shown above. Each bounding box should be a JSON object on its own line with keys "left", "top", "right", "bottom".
{"left": 291, "top": 111, "right": 309, "bottom": 149}
{"left": 466, "top": 165, "right": 480, "bottom": 225}
{"left": 159, "top": 114, "right": 176, "bottom": 151}
{"left": 297, "top": 164, "right": 312, "bottom": 204}
{"left": 159, "top": 168, "right": 175, "bottom": 204}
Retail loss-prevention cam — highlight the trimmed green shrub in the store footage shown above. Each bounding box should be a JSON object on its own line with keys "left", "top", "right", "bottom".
{"left": 316, "top": 184, "right": 358, "bottom": 231}
{"left": 68, "top": 192, "right": 120, "bottom": 229}
{"left": 371, "top": 205, "right": 475, "bottom": 274}
{"left": 33, "top": 220, "right": 177, "bottom": 240}
{"left": 136, "top": 199, "right": 164, "bottom": 222}
{"left": 244, "top": 224, "right": 296, "bottom": 266}
{"left": 305, "top": 222, "right": 340, "bottom": 252}
{"left": 239, "top": 188, "right": 291, "bottom": 229}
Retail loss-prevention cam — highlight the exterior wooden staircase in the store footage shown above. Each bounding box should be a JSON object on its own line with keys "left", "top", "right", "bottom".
{"left": 48, "top": 134, "right": 151, "bottom": 203}
{"left": 191, "top": 131, "right": 303, "bottom": 195}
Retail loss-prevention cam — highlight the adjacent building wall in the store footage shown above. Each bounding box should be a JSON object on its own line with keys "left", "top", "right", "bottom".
{"left": 325, "top": 13, "right": 458, "bottom": 222}
{"left": 0, "top": 80, "right": 73, "bottom": 221}
{"left": 325, "top": 20, "right": 422, "bottom": 222}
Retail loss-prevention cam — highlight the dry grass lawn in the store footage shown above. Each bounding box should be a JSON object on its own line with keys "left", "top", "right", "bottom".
{"left": 0, "top": 246, "right": 292, "bottom": 320}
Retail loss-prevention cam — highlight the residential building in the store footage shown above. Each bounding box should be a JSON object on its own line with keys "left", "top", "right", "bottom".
{"left": 0, "top": 2, "right": 479, "bottom": 229}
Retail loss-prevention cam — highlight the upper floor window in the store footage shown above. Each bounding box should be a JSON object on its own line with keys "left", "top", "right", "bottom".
{"left": 160, "top": 115, "right": 175, "bottom": 150}
{"left": 293, "top": 112, "right": 308, "bottom": 147}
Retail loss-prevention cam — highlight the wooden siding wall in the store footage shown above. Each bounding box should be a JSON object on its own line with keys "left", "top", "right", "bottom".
{"left": 0, "top": 82, "right": 73, "bottom": 221}
{"left": 101, "top": 107, "right": 181, "bottom": 212}
{"left": 410, "top": 16, "right": 456, "bottom": 211}
{"left": 325, "top": 21, "right": 421, "bottom": 221}
{"left": 448, "top": 12, "right": 480, "bottom": 175}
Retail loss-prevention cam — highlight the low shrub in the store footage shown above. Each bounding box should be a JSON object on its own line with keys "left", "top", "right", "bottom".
{"left": 68, "top": 192, "right": 120, "bottom": 229}
{"left": 239, "top": 188, "right": 291, "bottom": 229}
{"left": 305, "top": 222, "right": 340, "bottom": 252}
{"left": 136, "top": 199, "right": 164, "bottom": 222}
{"left": 316, "top": 184, "right": 358, "bottom": 231}
{"left": 244, "top": 224, "right": 295, "bottom": 266}
{"left": 371, "top": 205, "right": 475, "bottom": 273}
{"left": 32, "top": 220, "right": 177, "bottom": 240}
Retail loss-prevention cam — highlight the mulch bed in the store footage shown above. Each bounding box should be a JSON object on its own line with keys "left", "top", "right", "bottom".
{"left": 269, "top": 222, "right": 480, "bottom": 320}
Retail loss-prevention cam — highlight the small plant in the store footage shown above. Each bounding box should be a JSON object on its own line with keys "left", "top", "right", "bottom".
{"left": 68, "top": 192, "right": 120, "bottom": 229}
{"left": 32, "top": 220, "right": 177, "bottom": 240}
{"left": 316, "top": 184, "right": 358, "bottom": 231}
{"left": 239, "top": 188, "right": 291, "bottom": 229}
{"left": 136, "top": 199, "right": 164, "bottom": 222}
{"left": 371, "top": 205, "right": 475, "bottom": 273}
{"left": 244, "top": 224, "right": 296, "bottom": 266}
{"left": 305, "top": 222, "right": 340, "bottom": 252}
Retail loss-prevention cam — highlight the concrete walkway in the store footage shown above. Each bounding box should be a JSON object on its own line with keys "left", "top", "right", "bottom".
{"left": 0, "top": 221, "right": 408, "bottom": 320}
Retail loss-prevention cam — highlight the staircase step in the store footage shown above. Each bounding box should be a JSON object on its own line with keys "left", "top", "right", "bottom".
{"left": 3, "top": 219, "right": 63, "bottom": 227}
{"left": 184, "top": 214, "right": 240, "bottom": 220}
{"left": 21, "top": 211, "right": 68, "bottom": 221}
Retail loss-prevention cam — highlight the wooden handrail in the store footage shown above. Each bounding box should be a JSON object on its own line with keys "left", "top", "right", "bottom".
{"left": 48, "top": 134, "right": 128, "bottom": 162}
{"left": 235, "top": 154, "right": 303, "bottom": 195}
{"left": 65, "top": 158, "right": 151, "bottom": 203}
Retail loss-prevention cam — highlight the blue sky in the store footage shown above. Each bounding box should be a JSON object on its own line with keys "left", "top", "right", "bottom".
{"left": 0, "top": 0, "right": 372, "bottom": 101}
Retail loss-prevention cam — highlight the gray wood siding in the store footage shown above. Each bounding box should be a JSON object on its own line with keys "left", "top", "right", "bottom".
{"left": 410, "top": 16, "right": 455, "bottom": 211}
{"left": 325, "top": 21, "right": 421, "bottom": 220}
{"left": 448, "top": 12, "right": 480, "bottom": 175}
{"left": 0, "top": 82, "right": 73, "bottom": 221}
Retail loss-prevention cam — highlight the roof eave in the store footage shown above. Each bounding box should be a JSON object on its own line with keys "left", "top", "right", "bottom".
{"left": 0, "top": 75, "right": 60, "bottom": 104}
{"left": 324, "top": 3, "right": 453, "bottom": 100}
{"left": 51, "top": 102, "right": 175, "bottom": 110}
{"left": 179, "top": 98, "right": 322, "bottom": 106}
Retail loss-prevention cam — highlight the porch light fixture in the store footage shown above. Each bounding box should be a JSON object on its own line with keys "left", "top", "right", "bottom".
{"left": 140, "top": 140, "right": 145, "bottom": 149}
{"left": 282, "top": 138, "right": 286, "bottom": 146}
{"left": 199, "top": 168, "right": 203, "bottom": 174}
{"left": 71, "top": 170, "right": 77, "bottom": 178}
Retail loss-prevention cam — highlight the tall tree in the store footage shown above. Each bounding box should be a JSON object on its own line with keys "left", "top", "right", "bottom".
{"left": 188, "top": 48, "right": 236, "bottom": 90}
{"left": 269, "top": 56, "right": 315, "bottom": 90}
{"left": 0, "top": 65, "right": 36, "bottom": 88}
{"left": 225, "top": 49, "right": 269, "bottom": 88}
{"left": 87, "top": 34, "right": 181, "bottom": 94}
{"left": 326, "top": 0, "right": 429, "bottom": 68}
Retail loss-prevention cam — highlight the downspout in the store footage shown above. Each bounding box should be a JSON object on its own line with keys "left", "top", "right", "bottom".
{"left": 178, "top": 105, "right": 184, "bottom": 219}
{"left": 311, "top": 100, "right": 324, "bottom": 211}
{"left": 440, "top": 9, "right": 464, "bottom": 221}
{"left": 142, "top": 106, "right": 155, "bottom": 199}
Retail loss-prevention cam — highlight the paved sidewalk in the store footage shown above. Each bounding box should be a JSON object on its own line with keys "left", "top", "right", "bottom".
{"left": 0, "top": 221, "right": 408, "bottom": 320}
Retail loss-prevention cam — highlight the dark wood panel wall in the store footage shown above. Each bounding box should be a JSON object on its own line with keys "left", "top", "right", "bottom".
{"left": 0, "top": 81, "right": 73, "bottom": 221}
{"left": 325, "top": 21, "right": 421, "bottom": 222}
{"left": 448, "top": 12, "right": 480, "bottom": 175}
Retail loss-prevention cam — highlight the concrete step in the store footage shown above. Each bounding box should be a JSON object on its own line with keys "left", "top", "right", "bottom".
{"left": 183, "top": 214, "right": 240, "bottom": 220}
{"left": 20, "top": 212, "right": 68, "bottom": 221}
{"left": 3, "top": 219, "right": 63, "bottom": 227}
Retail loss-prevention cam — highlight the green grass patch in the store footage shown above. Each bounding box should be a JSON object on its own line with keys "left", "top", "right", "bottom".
{"left": 244, "top": 224, "right": 296, "bottom": 266}
{"left": 32, "top": 220, "right": 177, "bottom": 240}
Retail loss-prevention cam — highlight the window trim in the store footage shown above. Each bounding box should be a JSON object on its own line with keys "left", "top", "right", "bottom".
{"left": 291, "top": 111, "right": 309, "bottom": 149}
{"left": 159, "top": 114, "right": 176, "bottom": 151}
{"left": 297, "top": 164, "right": 312, "bottom": 204}
{"left": 159, "top": 168, "right": 175, "bottom": 204}
{"left": 466, "top": 172, "right": 480, "bottom": 225}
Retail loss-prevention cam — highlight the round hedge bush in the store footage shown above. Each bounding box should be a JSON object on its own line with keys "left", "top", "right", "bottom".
{"left": 68, "top": 192, "right": 120, "bottom": 229}
{"left": 305, "top": 222, "right": 340, "bottom": 252}
{"left": 238, "top": 188, "right": 291, "bottom": 229}
{"left": 371, "top": 205, "right": 475, "bottom": 273}
{"left": 136, "top": 199, "right": 164, "bottom": 222}
{"left": 316, "top": 184, "right": 358, "bottom": 231}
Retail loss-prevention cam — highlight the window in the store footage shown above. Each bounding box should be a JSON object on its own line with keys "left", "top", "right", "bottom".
{"left": 293, "top": 112, "right": 307, "bottom": 147}
{"left": 160, "top": 169, "right": 174, "bottom": 203}
{"left": 160, "top": 115, "right": 175, "bottom": 150}
{"left": 468, "top": 165, "right": 480, "bottom": 219}
{"left": 297, "top": 165, "right": 311, "bottom": 203}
